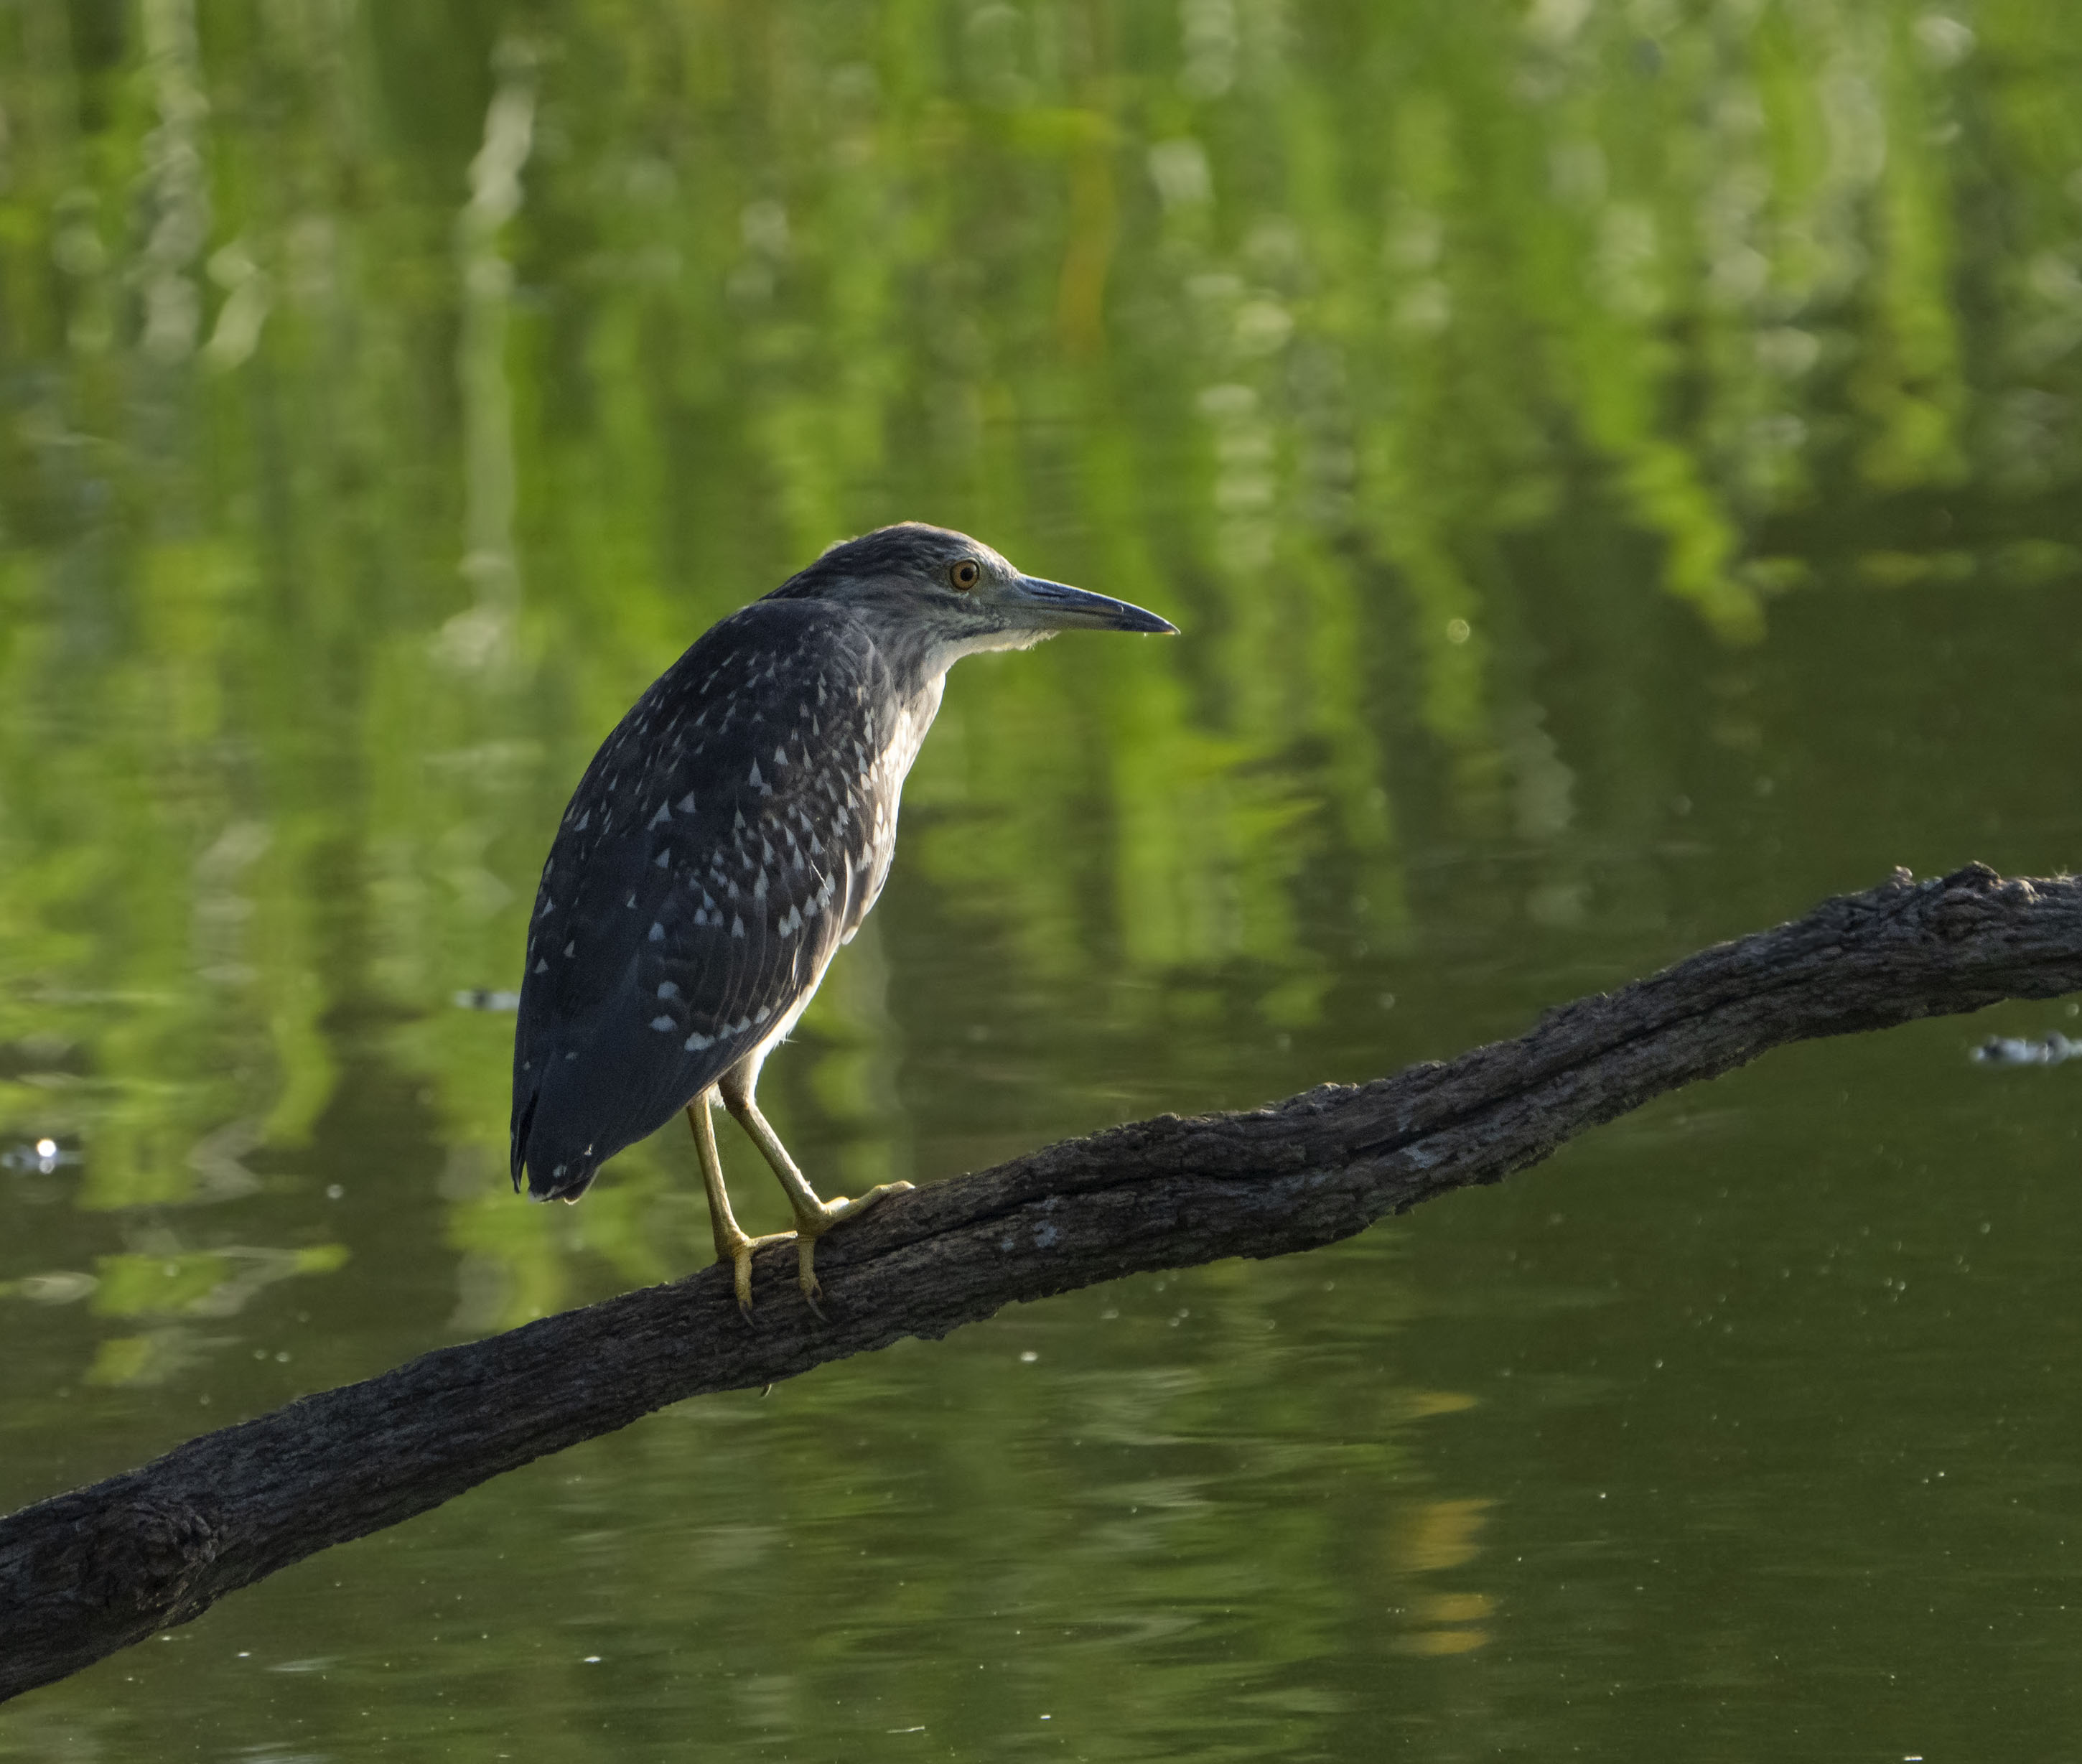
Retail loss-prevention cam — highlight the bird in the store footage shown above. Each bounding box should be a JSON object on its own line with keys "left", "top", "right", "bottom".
{"left": 509, "top": 523, "right": 1177, "bottom": 1312}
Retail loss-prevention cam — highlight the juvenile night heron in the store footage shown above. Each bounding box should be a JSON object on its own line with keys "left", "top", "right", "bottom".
{"left": 510, "top": 523, "right": 1176, "bottom": 1310}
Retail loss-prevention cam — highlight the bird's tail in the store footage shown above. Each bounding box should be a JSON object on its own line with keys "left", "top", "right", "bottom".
{"left": 510, "top": 1087, "right": 599, "bottom": 1203}
{"left": 509, "top": 1089, "right": 536, "bottom": 1193}
{"left": 528, "top": 1163, "right": 597, "bottom": 1204}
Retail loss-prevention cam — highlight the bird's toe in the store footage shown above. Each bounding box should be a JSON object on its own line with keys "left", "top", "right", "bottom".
{"left": 719, "top": 1228, "right": 797, "bottom": 1317}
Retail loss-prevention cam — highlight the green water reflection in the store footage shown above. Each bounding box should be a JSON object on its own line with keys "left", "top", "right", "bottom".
{"left": 4, "top": 0, "right": 2082, "bottom": 1755}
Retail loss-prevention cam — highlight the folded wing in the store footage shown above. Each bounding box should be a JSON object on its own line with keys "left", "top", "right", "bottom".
{"left": 510, "top": 599, "right": 892, "bottom": 1198}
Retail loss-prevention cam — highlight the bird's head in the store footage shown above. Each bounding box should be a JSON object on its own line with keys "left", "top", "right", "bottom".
{"left": 768, "top": 523, "right": 1177, "bottom": 666}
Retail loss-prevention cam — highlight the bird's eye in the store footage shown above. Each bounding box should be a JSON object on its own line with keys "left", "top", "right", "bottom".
{"left": 950, "top": 561, "right": 981, "bottom": 591}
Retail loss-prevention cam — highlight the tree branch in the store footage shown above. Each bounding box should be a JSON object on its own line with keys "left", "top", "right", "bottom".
{"left": 5, "top": 863, "right": 2079, "bottom": 1704}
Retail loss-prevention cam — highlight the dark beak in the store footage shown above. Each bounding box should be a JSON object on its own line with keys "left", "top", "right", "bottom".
{"left": 1007, "top": 576, "right": 1179, "bottom": 635}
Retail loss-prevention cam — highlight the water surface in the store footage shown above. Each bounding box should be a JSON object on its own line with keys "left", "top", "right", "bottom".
{"left": 4, "top": 1, "right": 2082, "bottom": 1757}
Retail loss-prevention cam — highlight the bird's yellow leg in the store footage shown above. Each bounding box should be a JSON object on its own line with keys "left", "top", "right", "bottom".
{"left": 719, "top": 1079, "right": 912, "bottom": 1302}
{"left": 687, "top": 1092, "right": 795, "bottom": 1315}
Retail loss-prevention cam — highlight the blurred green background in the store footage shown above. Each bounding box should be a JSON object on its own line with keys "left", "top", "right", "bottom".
{"left": 4, "top": 0, "right": 2082, "bottom": 1756}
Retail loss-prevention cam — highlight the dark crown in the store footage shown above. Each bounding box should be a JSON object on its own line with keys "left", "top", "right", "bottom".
{"left": 765, "top": 523, "right": 974, "bottom": 601}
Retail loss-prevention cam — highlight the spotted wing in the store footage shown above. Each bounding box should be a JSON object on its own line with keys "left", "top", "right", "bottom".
{"left": 510, "top": 599, "right": 895, "bottom": 1199}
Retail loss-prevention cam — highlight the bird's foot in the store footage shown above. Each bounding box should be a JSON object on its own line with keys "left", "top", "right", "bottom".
{"left": 714, "top": 1226, "right": 798, "bottom": 1317}
{"left": 790, "top": 1181, "right": 915, "bottom": 1302}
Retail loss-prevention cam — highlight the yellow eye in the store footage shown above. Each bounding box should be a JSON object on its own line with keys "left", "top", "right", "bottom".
{"left": 950, "top": 560, "right": 981, "bottom": 591}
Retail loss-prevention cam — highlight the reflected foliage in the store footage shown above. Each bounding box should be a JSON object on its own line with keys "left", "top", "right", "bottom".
{"left": 2, "top": 0, "right": 2081, "bottom": 1755}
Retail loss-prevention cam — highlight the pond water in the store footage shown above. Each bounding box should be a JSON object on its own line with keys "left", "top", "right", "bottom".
{"left": 4, "top": 1, "right": 2082, "bottom": 1758}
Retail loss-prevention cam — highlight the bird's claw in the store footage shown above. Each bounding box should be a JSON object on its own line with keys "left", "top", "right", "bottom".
{"left": 789, "top": 1180, "right": 915, "bottom": 1315}
{"left": 799, "top": 1269, "right": 828, "bottom": 1322}
{"left": 719, "top": 1228, "right": 797, "bottom": 1318}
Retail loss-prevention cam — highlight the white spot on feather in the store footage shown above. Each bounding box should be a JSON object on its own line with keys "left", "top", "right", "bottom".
{"left": 650, "top": 1015, "right": 676, "bottom": 1031}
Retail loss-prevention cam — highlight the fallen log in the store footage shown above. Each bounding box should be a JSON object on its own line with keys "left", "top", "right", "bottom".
{"left": 4, "top": 862, "right": 2078, "bottom": 1703}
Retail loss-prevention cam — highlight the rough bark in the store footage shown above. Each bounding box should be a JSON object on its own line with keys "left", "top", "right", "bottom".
{"left": 4, "top": 863, "right": 2078, "bottom": 1703}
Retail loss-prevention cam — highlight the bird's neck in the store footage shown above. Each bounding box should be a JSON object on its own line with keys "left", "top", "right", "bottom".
{"left": 861, "top": 626, "right": 967, "bottom": 783}
{"left": 862, "top": 610, "right": 1049, "bottom": 698}
{"left": 853, "top": 608, "right": 1047, "bottom": 778}
{"left": 884, "top": 671, "right": 946, "bottom": 783}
